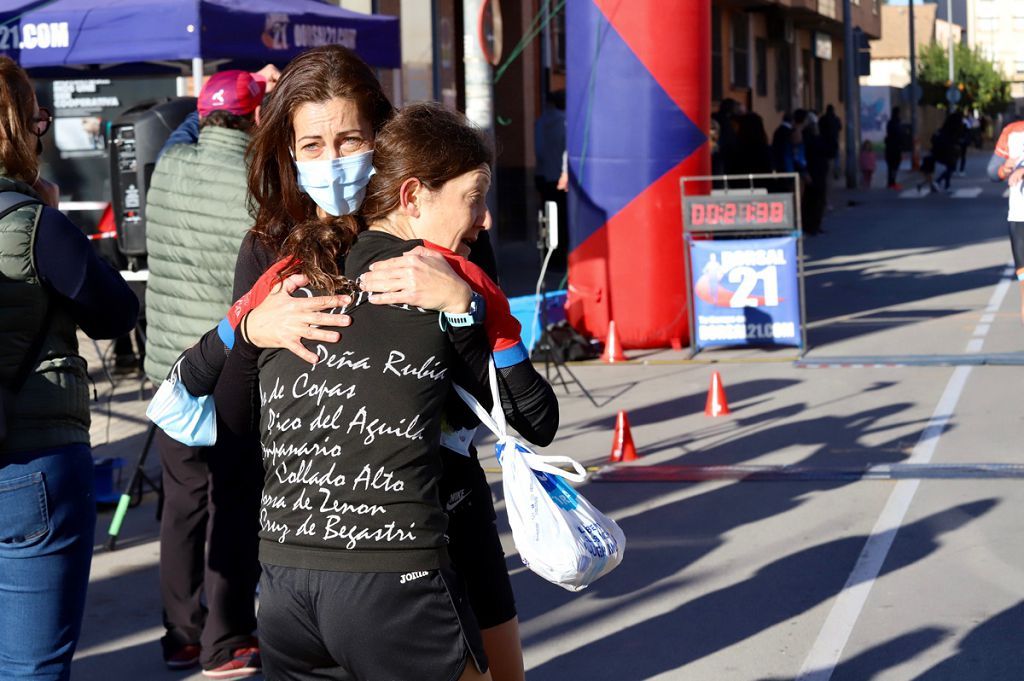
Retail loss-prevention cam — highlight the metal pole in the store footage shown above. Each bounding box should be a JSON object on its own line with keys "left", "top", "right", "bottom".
{"left": 909, "top": 0, "right": 918, "bottom": 153}
{"left": 947, "top": 0, "right": 954, "bottom": 85}
{"left": 431, "top": 0, "right": 441, "bottom": 100}
{"left": 191, "top": 57, "right": 203, "bottom": 97}
{"left": 462, "top": 0, "right": 498, "bottom": 247}
{"left": 842, "top": 0, "right": 857, "bottom": 188}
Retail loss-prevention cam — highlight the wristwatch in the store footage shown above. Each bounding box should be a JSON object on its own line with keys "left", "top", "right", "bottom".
{"left": 440, "top": 292, "right": 486, "bottom": 329}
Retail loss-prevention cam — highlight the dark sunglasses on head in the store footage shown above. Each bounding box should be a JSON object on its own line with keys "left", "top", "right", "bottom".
{"left": 33, "top": 107, "right": 52, "bottom": 137}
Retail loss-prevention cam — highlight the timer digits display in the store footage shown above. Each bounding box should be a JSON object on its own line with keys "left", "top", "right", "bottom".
{"left": 683, "top": 193, "right": 796, "bottom": 232}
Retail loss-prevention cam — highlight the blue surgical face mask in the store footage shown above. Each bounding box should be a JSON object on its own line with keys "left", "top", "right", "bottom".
{"left": 295, "top": 150, "right": 376, "bottom": 216}
{"left": 146, "top": 362, "right": 217, "bottom": 447}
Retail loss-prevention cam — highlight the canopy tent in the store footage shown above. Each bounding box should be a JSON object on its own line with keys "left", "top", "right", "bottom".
{"left": 0, "top": 0, "right": 400, "bottom": 77}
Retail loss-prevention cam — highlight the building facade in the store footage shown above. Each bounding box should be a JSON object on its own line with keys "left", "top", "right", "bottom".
{"left": 863, "top": 3, "right": 961, "bottom": 90}
{"left": 965, "top": 0, "right": 1024, "bottom": 103}
{"left": 713, "top": 0, "right": 882, "bottom": 132}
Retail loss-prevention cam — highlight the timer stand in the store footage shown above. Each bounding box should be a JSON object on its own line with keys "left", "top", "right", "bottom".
{"left": 679, "top": 172, "right": 808, "bottom": 360}
{"left": 534, "top": 201, "right": 598, "bottom": 406}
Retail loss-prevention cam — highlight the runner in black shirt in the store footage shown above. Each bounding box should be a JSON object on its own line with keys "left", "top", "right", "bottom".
{"left": 249, "top": 102, "right": 515, "bottom": 680}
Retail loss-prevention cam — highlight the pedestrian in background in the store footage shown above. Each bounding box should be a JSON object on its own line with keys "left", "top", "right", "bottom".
{"left": 956, "top": 113, "right": 973, "bottom": 176}
{"left": 885, "top": 106, "right": 903, "bottom": 190}
{"left": 144, "top": 69, "right": 270, "bottom": 677}
{"left": 0, "top": 55, "right": 138, "bottom": 680}
{"left": 819, "top": 103, "right": 842, "bottom": 181}
{"left": 932, "top": 113, "right": 961, "bottom": 193}
{"left": 772, "top": 111, "right": 809, "bottom": 175}
{"left": 733, "top": 112, "right": 772, "bottom": 177}
{"left": 714, "top": 98, "right": 743, "bottom": 174}
{"left": 801, "top": 112, "right": 828, "bottom": 235}
{"left": 859, "top": 140, "right": 877, "bottom": 188}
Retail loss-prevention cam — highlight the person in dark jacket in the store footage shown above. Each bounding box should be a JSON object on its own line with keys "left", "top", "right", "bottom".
{"left": 771, "top": 113, "right": 794, "bottom": 172}
{"left": 145, "top": 69, "right": 273, "bottom": 676}
{"left": 733, "top": 112, "right": 773, "bottom": 176}
{"left": 932, "top": 113, "right": 962, "bottom": 192}
{"left": 714, "top": 98, "right": 743, "bottom": 175}
{"left": 819, "top": 104, "right": 842, "bottom": 180}
{"left": 801, "top": 112, "right": 830, "bottom": 234}
{"left": 0, "top": 56, "right": 138, "bottom": 680}
{"left": 884, "top": 107, "right": 904, "bottom": 189}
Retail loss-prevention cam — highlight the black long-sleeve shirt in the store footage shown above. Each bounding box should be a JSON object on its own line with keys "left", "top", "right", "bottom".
{"left": 34, "top": 207, "right": 139, "bottom": 339}
{"left": 179, "top": 232, "right": 557, "bottom": 446}
{"left": 256, "top": 232, "right": 495, "bottom": 571}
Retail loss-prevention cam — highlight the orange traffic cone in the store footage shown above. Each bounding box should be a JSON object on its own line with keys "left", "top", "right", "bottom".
{"left": 601, "top": 320, "right": 628, "bottom": 363}
{"left": 609, "top": 410, "right": 638, "bottom": 462}
{"left": 704, "top": 371, "right": 730, "bottom": 417}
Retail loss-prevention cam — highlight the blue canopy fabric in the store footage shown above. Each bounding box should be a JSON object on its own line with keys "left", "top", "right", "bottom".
{"left": 0, "top": 0, "right": 399, "bottom": 70}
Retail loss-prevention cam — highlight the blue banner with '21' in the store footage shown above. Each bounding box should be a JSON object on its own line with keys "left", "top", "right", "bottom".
{"left": 689, "top": 236, "right": 802, "bottom": 349}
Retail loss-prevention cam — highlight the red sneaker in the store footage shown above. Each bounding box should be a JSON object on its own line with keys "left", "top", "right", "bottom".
{"left": 164, "top": 643, "right": 201, "bottom": 670}
{"left": 201, "top": 645, "right": 261, "bottom": 679}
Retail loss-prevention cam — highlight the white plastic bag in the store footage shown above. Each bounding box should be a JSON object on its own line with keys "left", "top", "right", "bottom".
{"left": 453, "top": 360, "right": 625, "bottom": 591}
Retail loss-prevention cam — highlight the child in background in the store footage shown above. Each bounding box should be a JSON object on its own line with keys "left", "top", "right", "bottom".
{"left": 859, "top": 140, "right": 876, "bottom": 188}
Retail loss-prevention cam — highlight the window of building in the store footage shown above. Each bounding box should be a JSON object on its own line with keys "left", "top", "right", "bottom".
{"left": 976, "top": 17, "right": 997, "bottom": 32}
{"left": 776, "top": 43, "right": 792, "bottom": 112}
{"left": 756, "top": 38, "right": 768, "bottom": 96}
{"left": 801, "top": 48, "right": 812, "bottom": 108}
{"left": 730, "top": 12, "right": 750, "bottom": 88}
{"left": 838, "top": 58, "right": 844, "bottom": 102}
{"left": 976, "top": 0, "right": 997, "bottom": 18}
{"left": 712, "top": 5, "right": 723, "bottom": 101}
{"left": 1016, "top": 55, "right": 1024, "bottom": 76}
{"left": 814, "top": 57, "right": 824, "bottom": 112}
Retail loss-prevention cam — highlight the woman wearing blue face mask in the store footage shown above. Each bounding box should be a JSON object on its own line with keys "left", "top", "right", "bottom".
{"left": 171, "top": 46, "right": 550, "bottom": 681}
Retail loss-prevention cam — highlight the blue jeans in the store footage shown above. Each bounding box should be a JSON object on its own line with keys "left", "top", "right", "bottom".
{"left": 0, "top": 444, "right": 96, "bottom": 680}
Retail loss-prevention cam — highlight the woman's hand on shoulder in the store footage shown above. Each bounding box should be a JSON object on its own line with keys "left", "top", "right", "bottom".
{"left": 245, "top": 273, "right": 353, "bottom": 364}
{"left": 359, "top": 246, "right": 472, "bottom": 313}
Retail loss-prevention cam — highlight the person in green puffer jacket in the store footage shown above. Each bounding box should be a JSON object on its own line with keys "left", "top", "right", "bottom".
{"left": 143, "top": 69, "right": 271, "bottom": 676}
{"left": 0, "top": 56, "right": 139, "bottom": 680}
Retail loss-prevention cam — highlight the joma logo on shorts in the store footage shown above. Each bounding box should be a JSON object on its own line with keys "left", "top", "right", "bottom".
{"left": 400, "top": 571, "right": 429, "bottom": 584}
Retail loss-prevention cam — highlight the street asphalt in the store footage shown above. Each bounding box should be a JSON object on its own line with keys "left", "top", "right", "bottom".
{"left": 74, "top": 150, "right": 1024, "bottom": 680}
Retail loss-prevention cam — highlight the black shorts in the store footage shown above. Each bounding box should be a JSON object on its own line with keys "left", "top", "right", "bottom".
{"left": 258, "top": 562, "right": 487, "bottom": 681}
{"left": 1009, "top": 222, "right": 1024, "bottom": 279}
{"left": 440, "top": 447, "right": 518, "bottom": 629}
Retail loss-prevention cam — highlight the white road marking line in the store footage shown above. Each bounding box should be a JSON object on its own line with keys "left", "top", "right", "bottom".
{"left": 951, "top": 186, "right": 982, "bottom": 199}
{"left": 972, "top": 323, "right": 990, "bottom": 336}
{"left": 795, "top": 268, "right": 1012, "bottom": 681}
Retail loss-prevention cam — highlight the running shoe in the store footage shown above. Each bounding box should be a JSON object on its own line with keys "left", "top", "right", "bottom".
{"left": 164, "top": 643, "right": 201, "bottom": 670}
{"left": 201, "top": 644, "right": 261, "bottom": 679}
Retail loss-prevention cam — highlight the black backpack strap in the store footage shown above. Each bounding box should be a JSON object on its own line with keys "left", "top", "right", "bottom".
{"left": 0, "top": 191, "right": 49, "bottom": 393}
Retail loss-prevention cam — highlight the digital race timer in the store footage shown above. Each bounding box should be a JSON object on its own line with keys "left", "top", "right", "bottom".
{"left": 682, "top": 193, "right": 796, "bottom": 232}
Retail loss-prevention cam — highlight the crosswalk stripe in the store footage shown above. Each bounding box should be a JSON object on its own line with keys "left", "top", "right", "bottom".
{"left": 951, "top": 186, "right": 983, "bottom": 198}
